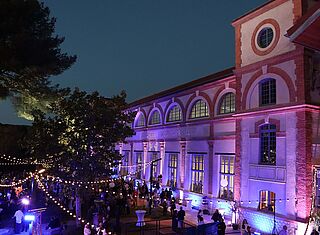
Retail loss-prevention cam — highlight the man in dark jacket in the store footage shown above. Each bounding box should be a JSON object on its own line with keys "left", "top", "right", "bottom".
{"left": 177, "top": 207, "right": 185, "bottom": 229}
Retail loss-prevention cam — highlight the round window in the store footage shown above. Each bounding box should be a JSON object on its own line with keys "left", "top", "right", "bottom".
{"left": 257, "top": 27, "right": 274, "bottom": 48}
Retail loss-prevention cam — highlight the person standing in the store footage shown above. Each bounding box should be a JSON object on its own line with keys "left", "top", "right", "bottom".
{"left": 177, "top": 207, "right": 185, "bottom": 229}
{"left": 217, "top": 218, "right": 226, "bottom": 235}
{"left": 211, "top": 209, "right": 222, "bottom": 222}
{"left": 172, "top": 210, "right": 178, "bottom": 231}
{"left": 241, "top": 219, "right": 249, "bottom": 235}
{"left": 197, "top": 210, "right": 203, "bottom": 224}
{"left": 311, "top": 228, "right": 320, "bottom": 235}
{"left": 170, "top": 199, "right": 176, "bottom": 216}
{"left": 243, "top": 226, "right": 252, "bottom": 235}
{"left": 13, "top": 208, "right": 24, "bottom": 234}
{"left": 278, "top": 225, "right": 288, "bottom": 235}
{"left": 84, "top": 224, "right": 91, "bottom": 235}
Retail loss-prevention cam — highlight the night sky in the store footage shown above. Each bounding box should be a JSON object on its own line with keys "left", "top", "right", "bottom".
{"left": 1, "top": 0, "right": 266, "bottom": 125}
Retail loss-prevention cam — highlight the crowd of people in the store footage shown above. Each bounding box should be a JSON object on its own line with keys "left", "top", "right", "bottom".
{"left": 0, "top": 171, "right": 33, "bottom": 234}
{"left": 41, "top": 175, "right": 179, "bottom": 234}
{"left": 2, "top": 172, "right": 318, "bottom": 235}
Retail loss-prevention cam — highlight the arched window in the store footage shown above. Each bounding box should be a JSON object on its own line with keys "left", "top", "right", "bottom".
{"left": 259, "top": 190, "right": 275, "bottom": 212}
{"left": 190, "top": 99, "right": 209, "bottom": 119}
{"left": 135, "top": 113, "right": 145, "bottom": 128}
{"left": 149, "top": 110, "right": 161, "bottom": 125}
{"left": 167, "top": 105, "right": 182, "bottom": 122}
{"left": 218, "top": 92, "right": 235, "bottom": 114}
{"left": 260, "top": 124, "right": 276, "bottom": 165}
{"left": 259, "top": 78, "right": 276, "bottom": 106}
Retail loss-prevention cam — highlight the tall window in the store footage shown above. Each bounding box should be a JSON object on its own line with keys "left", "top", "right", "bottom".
{"left": 259, "top": 190, "right": 275, "bottom": 212}
{"left": 168, "top": 153, "right": 178, "bottom": 188}
{"left": 167, "top": 105, "right": 182, "bottom": 122}
{"left": 149, "top": 110, "right": 161, "bottom": 125}
{"left": 151, "top": 152, "right": 159, "bottom": 178}
{"left": 219, "top": 155, "right": 234, "bottom": 200}
{"left": 121, "top": 151, "right": 129, "bottom": 175}
{"left": 136, "top": 152, "right": 143, "bottom": 179}
{"left": 135, "top": 114, "right": 145, "bottom": 127}
{"left": 260, "top": 124, "right": 276, "bottom": 165}
{"left": 190, "top": 99, "right": 209, "bottom": 119}
{"left": 191, "top": 154, "right": 204, "bottom": 194}
{"left": 259, "top": 78, "right": 276, "bottom": 106}
{"left": 219, "top": 93, "right": 235, "bottom": 114}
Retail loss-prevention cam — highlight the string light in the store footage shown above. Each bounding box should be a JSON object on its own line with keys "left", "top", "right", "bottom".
{"left": 0, "top": 172, "right": 35, "bottom": 187}
{"left": 36, "top": 177, "right": 99, "bottom": 230}
{"left": 0, "top": 154, "right": 50, "bottom": 165}
{"left": 43, "top": 158, "right": 154, "bottom": 186}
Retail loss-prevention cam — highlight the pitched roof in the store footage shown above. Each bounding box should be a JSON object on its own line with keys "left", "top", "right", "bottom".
{"left": 129, "top": 67, "right": 234, "bottom": 107}
{"left": 286, "top": 1, "right": 320, "bottom": 51}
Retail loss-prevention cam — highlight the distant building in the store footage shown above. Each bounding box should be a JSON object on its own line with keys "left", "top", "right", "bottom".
{"left": 119, "top": 0, "right": 320, "bottom": 234}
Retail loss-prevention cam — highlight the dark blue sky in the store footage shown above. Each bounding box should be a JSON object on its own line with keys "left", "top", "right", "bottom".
{"left": 1, "top": 0, "right": 266, "bottom": 125}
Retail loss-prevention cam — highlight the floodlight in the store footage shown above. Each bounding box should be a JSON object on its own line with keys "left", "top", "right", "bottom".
{"left": 21, "top": 198, "right": 30, "bottom": 205}
{"left": 24, "top": 214, "right": 35, "bottom": 221}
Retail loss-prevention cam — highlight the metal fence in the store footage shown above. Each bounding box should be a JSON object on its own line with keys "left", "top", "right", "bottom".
{"left": 121, "top": 219, "right": 218, "bottom": 235}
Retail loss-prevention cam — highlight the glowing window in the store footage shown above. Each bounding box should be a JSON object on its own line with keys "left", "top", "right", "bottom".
{"left": 191, "top": 154, "right": 204, "bottom": 194}
{"left": 168, "top": 153, "right": 178, "bottom": 188}
{"left": 135, "top": 152, "right": 143, "bottom": 179}
{"left": 219, "top": 93, "right": 235, "bottom": 114}
{"left": 259, "top": 190, "right": 275, "bottom": 212}
{"left": 190, "top": 100, "right": 209, "bottom": 119}
{"left": 149, "top": 110, "right": 161, "bottom": 125}
{"left": 135, "top": 113, "right": 145, "bottom": 127}
{"left": 219, "top": 155, "right": 234, "bottom": 200}
{"left": 260, "top": 124, "right": 276, "bottom": 165}
{"left": 151, "top": 152, "right": 159, "bottom": 179}
{"left": 259, "top": 78, "right": 276, "bottom": 106}
{"left": 167, "top": 105, "right": 182, "bottom": 122}
{"left": 257, "top": 27, "right": 274, "bottom": 48}
{"left": 121, "top": 151, "right": 129, "bottom": 175}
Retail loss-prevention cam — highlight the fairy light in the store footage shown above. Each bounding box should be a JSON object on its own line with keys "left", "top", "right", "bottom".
{"left": 0, "top": 172, "right": 35, "bottom": 187}
{"left": 36, "top": 176, "right": 93, "bottom": 228}
{"left": 0, "top": 154, "right": 48, "bottom": 165}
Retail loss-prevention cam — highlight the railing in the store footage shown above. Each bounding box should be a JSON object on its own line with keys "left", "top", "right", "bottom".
{"left": 121, "top": 219, "right": 220, "bottom": 235}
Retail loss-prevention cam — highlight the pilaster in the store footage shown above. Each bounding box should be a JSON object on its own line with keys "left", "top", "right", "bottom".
{"left": 143, "top": 141, "right": 148, "bottom": 180}
{"left": 178, "top": 140, "right": 186, "bottom": 189}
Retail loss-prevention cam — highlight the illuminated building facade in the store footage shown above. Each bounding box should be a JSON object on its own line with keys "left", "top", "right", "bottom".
{"left": 119, "top": 0, "right": 320, "bottom": 233}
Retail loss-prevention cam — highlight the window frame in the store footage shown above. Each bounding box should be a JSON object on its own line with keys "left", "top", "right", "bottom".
{"left": 259, "top": 78, "right": 276, "bottom": 107}
{"left": 121, "top": 150, "right": 130, "bottom": 175}
{"left": 135, "top": 113, "right": 146, "bottom": 128}
{"left": 151, "top": 152, "right": 159, "bottom": 179}
{"left": 191, "top": 154, "right": 204, "bottom": 194}
{"left": 135, "top": 152, "right": 143, "bottom": 179}
{"left": 189, "top": 99, "right": 209, "bottom": 119}
{"left": 259, "top": 190, "right": 275, "bottom": 213}
{"left": 259, "top": 124, "right": 276, "bottom": 165}
{"left": 166, "top": 105, "right": 182, "bottom": 123}
{"left": 149, "top": 110, "right": 161, "bottom": 125}
{"left": 218, "top": 92, "right": 235, "bottom": 115}
{"left": 168, "top": 153, "right": 178, "bottom": 188}
{"left": 219, "top": 155, "right": 235, "bottom": 200}
{"left": 257, "top": 27, "right": 274, "bottom": 49}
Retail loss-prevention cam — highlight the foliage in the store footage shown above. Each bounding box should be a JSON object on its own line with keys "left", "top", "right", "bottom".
{"left": 0, "top": 0, "right": 76, "bottom": 119}
{"left": 26, "top": 89, "right": 135, "bottom": 181}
